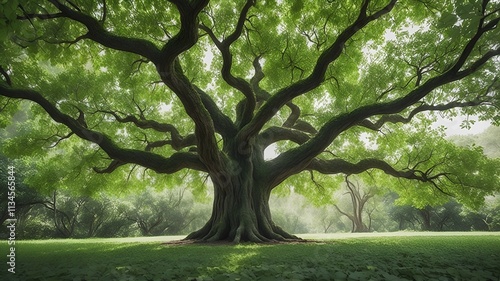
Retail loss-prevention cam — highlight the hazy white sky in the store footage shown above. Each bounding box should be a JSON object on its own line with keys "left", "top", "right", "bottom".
{"left": 433, "top": 115, "right": 491, "bottom": 136}
{"left": 263, "top": 116, "right": 491, "bottom": 160}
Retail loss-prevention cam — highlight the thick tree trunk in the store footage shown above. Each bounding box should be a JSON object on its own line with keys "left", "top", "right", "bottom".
{"left": 184, "top": 138, "right": 303, "bottom": 243}
{"left": 184, "top": 170, "right": 299, "bottom": 243}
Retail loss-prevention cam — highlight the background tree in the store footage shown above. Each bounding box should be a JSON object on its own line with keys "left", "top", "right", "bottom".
{"left": 1, "top": 0, "right": 500, "bottom": 242}
{"left": 117, "top": 187, "right": 196, "bottom": 236}
{"left": 461, "top": 194, "right": 500, "bottom": 231}
{"left": 454, "top": 126, "right": 500, "bottom": 158}
{"left": 333, "top": 177, "right": 376, "bottom": 233}
{"left": 0, "top": 154, "right": 46, "bottom": 234}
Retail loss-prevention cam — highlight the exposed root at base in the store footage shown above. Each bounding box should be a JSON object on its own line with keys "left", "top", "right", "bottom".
{"left": 183, "top": 224, "right": 305, "bottom": 244}
{"left": 162, "top": 237, "right": 312, "bottom": 246}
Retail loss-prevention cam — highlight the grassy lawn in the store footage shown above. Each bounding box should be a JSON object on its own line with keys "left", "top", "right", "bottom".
{"left": 1, "top": 232, "right": 499, "bottom": 281}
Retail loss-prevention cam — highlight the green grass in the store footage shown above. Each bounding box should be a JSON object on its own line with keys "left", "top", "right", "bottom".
{"left": 2, "top": 233, "right": 500, "bottom": 281}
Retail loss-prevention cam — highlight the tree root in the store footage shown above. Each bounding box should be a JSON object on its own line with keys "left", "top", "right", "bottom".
{"left": 184, "top": 219, "right": 303, "bottom": 243}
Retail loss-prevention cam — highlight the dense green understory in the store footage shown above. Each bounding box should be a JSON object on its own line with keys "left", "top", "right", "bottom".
{"left": 1, "top": 234, "right": 499, "bottom": 281}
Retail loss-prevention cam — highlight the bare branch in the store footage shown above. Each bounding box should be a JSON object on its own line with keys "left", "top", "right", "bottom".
{"left": 334, "top": 204, "right": 355, "bottom": 221}
{"left": 45, "top": 132, "right": 74, "bottom": 148}
{"left": 100, "top": 0, "right": 107, "bottom": 23}
{"left": 44, "top": 33, "right": 89, "bottom": 46}
{"left": 17, "top": 12, "right": 64, "bottom": 20}
{"left": 309, "top": 170, "right": 324, "bottom": 190}
{"left": 93, "top": 160, "right": 124, "bottom": 173}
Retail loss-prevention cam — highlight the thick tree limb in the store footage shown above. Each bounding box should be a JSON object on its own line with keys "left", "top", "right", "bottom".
{"left": 152, "top": 0, "right": 227, "bottom": 178}
{"left": 196, "top": 86, "right": 238, "bottom": 138}
{"left": 448, "top": 7, "right": 499, "bottom": 74}
{"left": 145, "top": 140, "right": 173, "bottom": 152}
{"left": 250, "top": 57, "right": 318, "bottom": 134}
{"left": 305, "top": 158, "right": 452, "bottom": 195}
{"left": 97, "top": 110, "right": 196, "bottom": 150}
{"left": 238, "top": 0, "right": 398, "bottom": 141}
{"left": 359, "top": 99, "right": 493, "bottom": 131}
{"left": 257, "top": 126, "right": 310, "bottom": 148}
{"left": 0, "top": 85, "right": 207, "bottom": 173}
{"left": 159, "top": 0, "right": 209, "bottom": 66}
{"left": 158, "top": 62, "right": 224, "bottom": 176}
{"left": 268, "top": 26, "right": 500, "bottom": 187}
{"left": 46, "top": 0, "right": 161, "bottom": 62}
{"left": 35, "top": 0, "right": 224, "bottom": 178}
{"left": 282, "top": 102, "right": 301, "bottom": 128}
{"left": 201, "top": 0, "right": 257, "bottom": 127}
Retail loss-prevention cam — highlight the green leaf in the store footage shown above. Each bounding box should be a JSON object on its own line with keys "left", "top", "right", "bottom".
{"left": 456, "top": 3, "right": 478, "bottom": 19}
{"left": 437, "top": 12, "right": 458, "bottom": 28}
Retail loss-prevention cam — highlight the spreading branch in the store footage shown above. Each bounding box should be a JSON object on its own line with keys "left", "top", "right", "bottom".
{"left": 152, "top": 1, "right": 228, "bottom": 179}
{"left": 17, "top": 12, "right": 64, "bottom": 20}
{"left": 306, "top": 158, "right": 452, "bottom": 195}
{"left": 47, "top": 0, "right": 161, "bottom": 62}
{"left": 250, "top": 57, "right": 317, "bottom": 134}
{"left": 200, "top": 0, "right": 257, "bottom": 127}
{"left": 0, "top": 85, "right": 207, "bottom": 173}
{"left": 257, "top": 126, "right": 310, "bottom": 149}
{"left": 44, "top": 131, "right": 74, "bottom": 148}
{"left": 96, "top": 110, "right": 196, "bottom": 150}
{"left": 358, "top": 98, "right": 493, "bottom": 131}
{"left": 196, "top": 86, "right": 238, "bottom": 138}
{"left": 268, "top": 18, "right": 500, "bottom": 186}
{"left": 239, "top": 0, "right": 398, "bottom": 141}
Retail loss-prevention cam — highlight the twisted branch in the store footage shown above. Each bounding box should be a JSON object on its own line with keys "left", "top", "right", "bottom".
{"left": 0, "top": 85, "right": 207, "bottom": 173}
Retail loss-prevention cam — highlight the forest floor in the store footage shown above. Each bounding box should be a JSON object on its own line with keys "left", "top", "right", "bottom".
{"left": 2, "top": 232, "right": 499, "bottom": 280}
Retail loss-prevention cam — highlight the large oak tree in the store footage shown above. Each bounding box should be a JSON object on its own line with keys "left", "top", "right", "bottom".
{"left": 1, "top": 0, "right": 499, "bottom": 242}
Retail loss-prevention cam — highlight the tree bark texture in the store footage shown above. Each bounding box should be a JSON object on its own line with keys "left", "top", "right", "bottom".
{"left": 185, "top": 142, "right": 300, "bottom": 242}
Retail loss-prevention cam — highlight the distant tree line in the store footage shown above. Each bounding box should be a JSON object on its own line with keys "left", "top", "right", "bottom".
{"left": 1, "top": 176, "right": 498, "bottom": 239}
{"left": 1, "top": 127, "right": 499, "bottom": 238}
{"left": 1, "top": 161, "right": 498, "bottom": 239}
{"left": 0, "top": 156, "right": 211, "bottom": 239}
{"left": 270, "top": 189, "right": 500, "bottom": 234}
{"left": 0, "top": 184, "right": 212, "bottom": 239}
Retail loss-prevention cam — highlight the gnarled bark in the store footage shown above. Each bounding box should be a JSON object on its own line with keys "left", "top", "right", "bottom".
{"left": 185, "top": 142, "right": 300, "bottom": 243}
{"left": 185, "top": 175, "right": 299, "bottom": 243}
